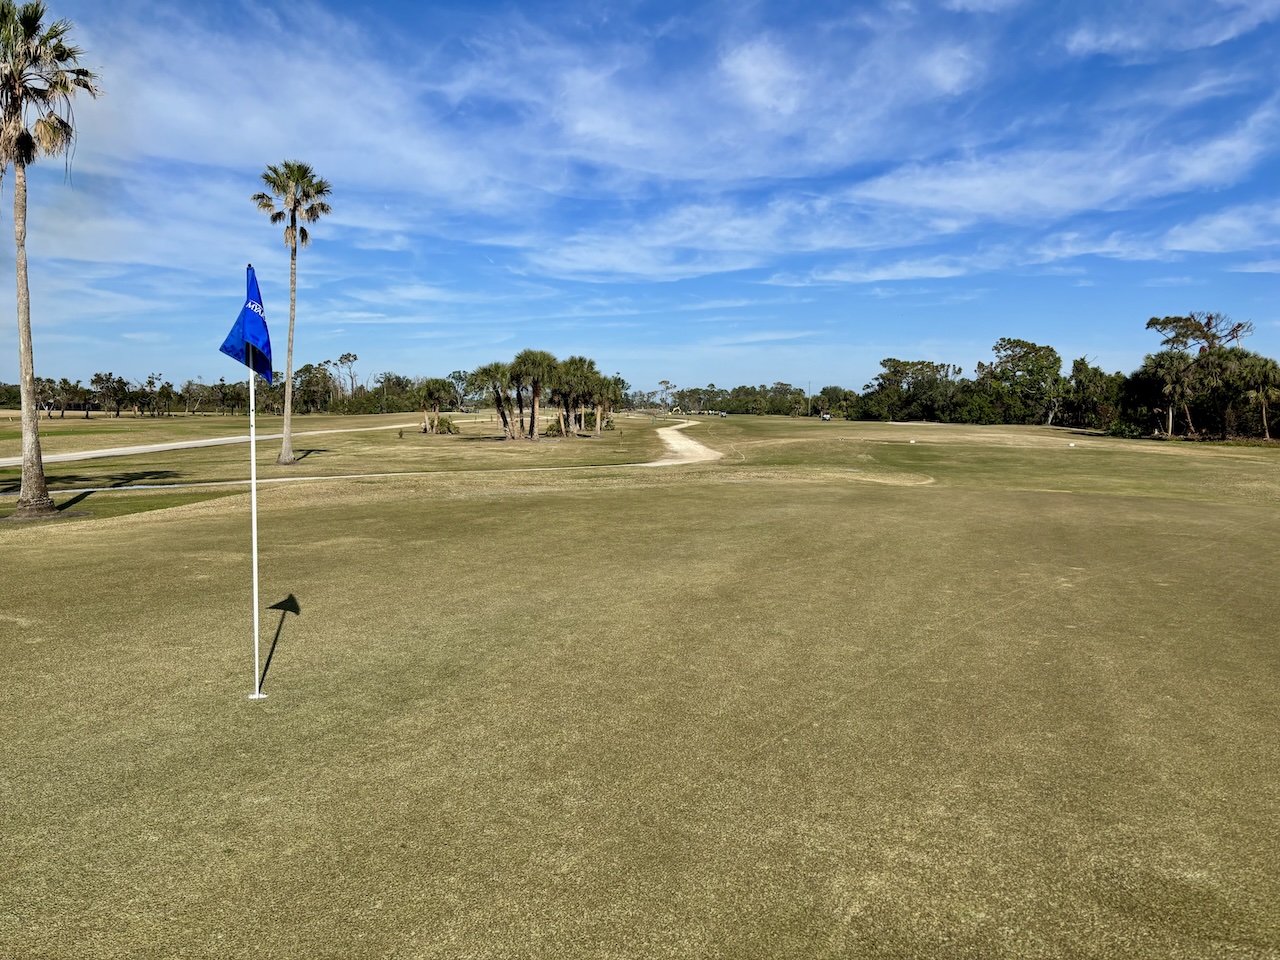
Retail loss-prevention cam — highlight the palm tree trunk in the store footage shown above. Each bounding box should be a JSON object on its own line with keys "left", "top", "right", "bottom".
{"left": 13, "top": 160, "right": 54, "bottom": 518}
{"left": 492, "top": 388, "right": 513, "bottom": 439}
{"left": 1166, "top": 405, "right": 1173, "bottom": 437}
{"left": 594, "top": 402, "right": 603, "bottom": 437}
{"left": 529, "top": 386, "right": 540, "bottom": 440}
{"left": 277, "top": 217, "right": 298, "bottom": 464}
{"left": 1262, "top": 396, "right": 1271, "bottom": 441}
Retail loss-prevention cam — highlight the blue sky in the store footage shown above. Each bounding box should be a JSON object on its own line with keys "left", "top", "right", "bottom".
{"left": 2, "top": 0, "right": 1278, "bottom": 394}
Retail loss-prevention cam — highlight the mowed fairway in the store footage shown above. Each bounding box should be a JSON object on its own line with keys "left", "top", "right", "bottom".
{"left": 2, "top": 417, "right": 1277, "bottom": 958}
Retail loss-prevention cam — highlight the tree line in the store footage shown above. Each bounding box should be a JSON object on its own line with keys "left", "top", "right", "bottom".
{"left": 0, "top": 348, "right": 632, "bottom": 439}
{"left": 9, "top": 311, "right": 1278, "bottom": 443}
{"left": 654, "top": 313, "right": 1279, "bottom": 442}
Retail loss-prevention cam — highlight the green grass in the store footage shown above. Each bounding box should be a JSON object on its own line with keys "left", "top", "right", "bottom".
{"left": 2, "top": 417, "right": 1277, "bottom": 958}
{"left": 0, "top": 413, "right": 667, "bottom": 515}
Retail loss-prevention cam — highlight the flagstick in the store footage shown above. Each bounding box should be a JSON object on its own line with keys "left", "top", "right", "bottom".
{"left": 248, "top": 363, "right": 266, "bottom": 700}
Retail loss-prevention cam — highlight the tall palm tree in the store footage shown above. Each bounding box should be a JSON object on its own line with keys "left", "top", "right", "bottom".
{"left": 252, "top": 159, "right": 331, "bottom": 465}
{"left": 1, "top": 1, "right": 99, "bottom": 518}
{"left": 510, "top": 348, "right": 558, "bottom": 440}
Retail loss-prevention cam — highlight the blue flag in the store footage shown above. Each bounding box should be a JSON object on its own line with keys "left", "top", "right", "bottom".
{"left": 220, "top": 264, "right": 273, "bottom": 384}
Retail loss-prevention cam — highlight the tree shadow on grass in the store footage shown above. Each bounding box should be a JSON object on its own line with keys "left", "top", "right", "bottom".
{"left": 292, "top": 448, "right": 327, "bottom": 460}
{"left": 0, "top": 469, "right": 183, "bottom": 509}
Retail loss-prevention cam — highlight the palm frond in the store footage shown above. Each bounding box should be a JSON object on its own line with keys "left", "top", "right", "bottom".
{"left": 253, "top": 158, "right": 332, "bottom": 250}
{"left": 0, "top": 0, "right": 100, "bottom": 169}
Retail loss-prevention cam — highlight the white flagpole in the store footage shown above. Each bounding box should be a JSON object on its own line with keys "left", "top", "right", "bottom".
{"left": 248, "top": 363, "right": 265, "bottom": 700}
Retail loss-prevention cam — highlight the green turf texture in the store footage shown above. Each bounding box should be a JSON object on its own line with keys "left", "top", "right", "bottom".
{"left": 2, "top": 416, "right": 1277, "bottom": 958}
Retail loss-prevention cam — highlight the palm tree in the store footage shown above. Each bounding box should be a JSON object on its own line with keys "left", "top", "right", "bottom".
{"left": 598, "top": 374, "right": 626, "bottom": 436}
{"left": 1240, "top": 354, "right": 1280, "bottom": 441}
{"left": 469, "top": 362, "right": 517, "bottom": 439}
{"left": 418, "top": 377, "right": 453, "bottom": 434}
{"left": 1, "top": 1, "right": 99, "bottom": 518}
{"left": 558, "top": 355, "right": 597, "bottom": 438}
{"left": 510, "top": 349, "right": 558, "bottom": 440}
{"left": 1143, "top": 349, "right": 1194, "bottom": 437}
{"left": 588, "top": 369, "right": 607, "bottom": 437}
{"left": 252, "top": 160, "right": 332, "bottom": 465}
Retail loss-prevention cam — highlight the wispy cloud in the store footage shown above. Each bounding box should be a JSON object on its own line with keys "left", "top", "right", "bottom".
{"left": 851, "top": 101, "right": 1278, "bottom": 223}
{"left": 1231, "top": 259, "right": 1280, "bottom": 272}
{"left": 700, "top": 329, "right": 816, "bottom": 348}
{"left": 1163, "top": 202, "right": 1280, "bottom": 252}
{"left": 1063, "top": 0, "right": 1280, "bottom": 57}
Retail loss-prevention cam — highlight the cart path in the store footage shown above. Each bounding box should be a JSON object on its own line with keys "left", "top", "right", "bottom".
{"left": 646, "top": 418, "right": 725, "bottom": 466}
{"left": 0, "top": 422, "right": 422, "bottom": 468}
{"left": 1, "top": 418, "right": 722, "bottom": 495}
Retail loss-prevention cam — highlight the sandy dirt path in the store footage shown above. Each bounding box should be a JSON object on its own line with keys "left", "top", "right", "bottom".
{"left": 645, "top": 418, "right": 724, "bottom": 466}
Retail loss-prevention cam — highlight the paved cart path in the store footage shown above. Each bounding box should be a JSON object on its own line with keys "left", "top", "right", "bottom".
{"left": 0, "top": 422, "right": 421, "bottom": 468}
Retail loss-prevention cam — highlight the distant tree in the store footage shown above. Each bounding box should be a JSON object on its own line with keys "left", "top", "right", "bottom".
{"left": 33, "top": 375, "right": 52, "bottom": 417}
{"left": 976, "top": 338, "right": 1062, "bottom": 425}
{"left": 657, "top": 379, "right": 674, "bottom": 412}
{"left": 470, "top": 362, "right": 518, "bottom": 439}
{"left": 335, "top": 352, "right": 359, "bottom": 397}
{"left": 1142, "top": 350, "right": 1195, "bottom": 436}
{"left": 597, "top": 374, "right": 627, "bottom": 435}
{"left": 557, "top": 355, "right": 598, "bottom": 437}
{"left": 69, "top": 378, "right": 89, "bottom": 418}
{"left": 447, "top": 369, "right": 470, "bottom": 411}
{"left": 1061, "top": 358, "right": 1123, "bottom": 431}
{"left": 180, "top": 379, "right": 209, "bottom": 415}
{"left": 53, "top": 376, "right": 73, "bottom": 417}
{"left": 418, "top": 377, "right": 453, "bottom": 434}
{"left": 253, "top": 159, "right": 332, "bottom": 464}
{"left": 1146, "top": 311, "right": 1252, "bottom": 352}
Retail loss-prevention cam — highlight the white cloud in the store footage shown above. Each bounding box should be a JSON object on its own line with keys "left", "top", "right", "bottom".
{"left": 815, "top": 259, "right": 974, "bottom": 283}
{"left": 1032, "top": 231, "right": 1165, "bottom": 262}
{"left": 1231, "top": 259, "right": 1280, "bottom": 272}
{"left": 1064, "top": 0, "right": 1280, "bottom": 57}
{"left": 719, "top": 37, "right": 805, "bottom": 117}
{"left": 852, "top": 101, "right": 1277, "bottom": 222}
{"left": 700, "top": 330, "right": 815, "bottom": 347}
{"left": 1163, "top": 202, "right": 1280, "bottom": 252}
{"left": 943, "top": 0, "right": 1023, "bottom": 10}
{"left": 918, "top": 44, "right": 982, "bottom": 94}
{"left": 1144, "top": 276, "right": 1198, "bottom": 287}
